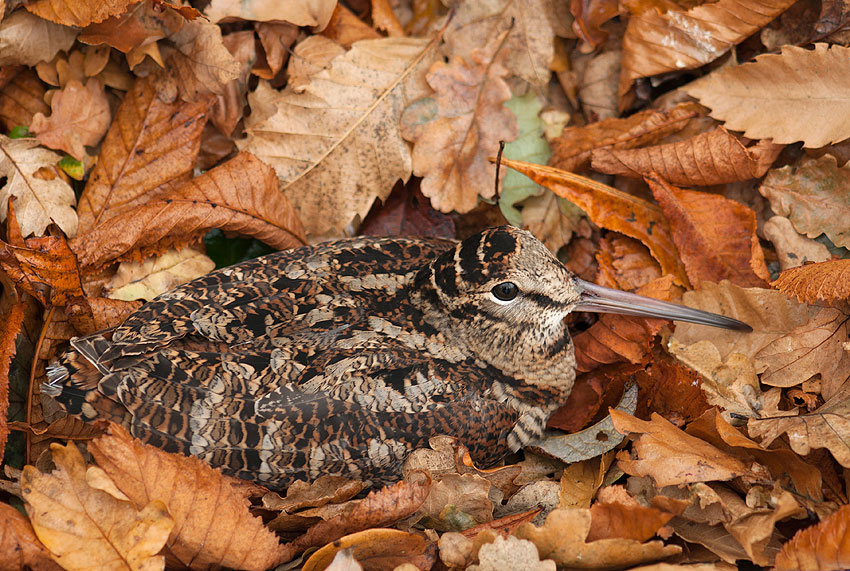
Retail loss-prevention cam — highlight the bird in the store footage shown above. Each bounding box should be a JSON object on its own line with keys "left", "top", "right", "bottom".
{"left": 44, "top": 226, "right": 749, "bottom": 490}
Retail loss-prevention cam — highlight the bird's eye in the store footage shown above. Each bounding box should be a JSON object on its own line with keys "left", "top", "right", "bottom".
{"left": 491, "top": 282, "right": 519, "bottom": 301}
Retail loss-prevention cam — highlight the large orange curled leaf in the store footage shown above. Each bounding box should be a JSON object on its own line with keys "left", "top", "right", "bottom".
{"left": 0, "top": 235, "right": 84, "bottom": 306}
{"left": 499, "top": 158, "right": 688, "bottom": 286}
{"left": 772, "top": 259, "right": 850, "bottom": 303}
{"left": 774, "top": 503, "right": 850, "bottom": 571}
{"left": 69, "top": 152, "right": 306, "bottom": 270}
{"left": 88, "top": 421, "right": 286, "bottom": 571}
{"left": 592, "top": 127, "right": 783, "bottom": 186}
{"left": 77, "top": 75, "right": 213, "bottom": 233}
{"left": 647, "top": 173, "right": 769, "bottom": 288}
{"left": 26, "top": 0, "right": 141, "bottom": 27}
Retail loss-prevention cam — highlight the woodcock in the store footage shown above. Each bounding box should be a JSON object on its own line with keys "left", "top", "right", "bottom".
{"left": 45, "top": 226, "right": 749, "bottom": 489}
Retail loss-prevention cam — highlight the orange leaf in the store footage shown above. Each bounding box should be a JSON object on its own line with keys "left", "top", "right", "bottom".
{"left": 774, "top": 503, "right": 850, "bottom": 571}
{"left": 500, "top": 158, "right": 689, "bottom": 286}
{"left": 88, "top": 421, "right": 286, "bottom": 571}
{"left": 571, "top": 0, "right": 620, "bottom": 49}
{"left": 25, "top": 0, "right": 141, "bottom": 27}
{"left": 65, "top": 297, "right": 143, "bottom": 335}
{"left": 0, "top": 69, "right": 49, "bottom": 132}
{"left": 0, "top": 236, "right": 84, "bottom": 306}
{"left": 592, "top": 127, "right": 783, "bottom": 186}
{"left": 599, "top": 234, "right": 661, "bottom": 292}
{"left": 0, "top": 301, "right": 24, "bottom": 465}
{"left": 77, "top": 75, "right": 213, "bottom": 233}
{"left": 647, "top": 173, "right": 769, "bottom": 288}
{"left": 587, "top": 501, "right": 673, "bottom": 543}
{"left": 0, "top": 503, "right": 62, "bottom": 571}
{"left": 69, "top": 152, "right": 306, "bottom": 270}
{"left": 772, "top": 259, "right": 850, "bottom": 303}
{"left": 303, "top": 529, "right": 435, "bottom": 571}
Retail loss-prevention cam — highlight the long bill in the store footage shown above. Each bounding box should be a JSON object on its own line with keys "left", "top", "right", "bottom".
{"left": 572, "top": 279, "right": 752, "bottom": 332}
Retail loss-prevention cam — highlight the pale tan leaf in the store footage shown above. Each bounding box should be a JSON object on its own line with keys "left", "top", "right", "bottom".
{"left": 88, "top": 422, "right": 286, "bottom": 571}
{"left": 163, "top": 18, "right": 242, "bottom": 101}
{"left": 0, "top": 136, "right": 78, "bottom": 237}
{"left": 26, "top": 0, "right": 141, "bottom": 27}
{"left": 77, "top": 75, "right": 212, "bottom": 233}
{"left": 759, "top": 154, "right": 850, "bottom": 249}
{"left": 70, "top": 152, "right": 306, "bottom": 270}
{"left": 445, "top": 0, "right": 555, "bottom": 87}
{"left": 205, "top": 0, "right": 336, "bottom": 29}
{"left": 0, "top": 10, "right": 77, "bottom": 67}
{"left": 520, "top": 191, "right": 583, "bottom": 255}
{"left": 104, "top": 247, "right": 215, "bottom": 302}
{"left": 469, "top": 535, "right": 556, "bottom": 571}
{"left": 685, "top": 43, "right": 850, "bottom": 148}
{"left": 772, "top": 259, "right": 850, "bottom": 304}
{"left": 22, "top": 442, "right": 174, "bottom": 571}
{"left": 621, "top": 0, "right": 796, "bottom": 107}
{"left": 763, "top": 216, "right": 831, "bottom": 272}
{"left": 0, "top": 502, "right": 62, "bottom": 571}
{"left": 242, "top": 37, "right": 437, "bottom": 237}
{"left": 592, "top": 128, "right": 783, "bottom": 186}
{"left": 31, "top": 79, "right": 111, "bottom": 160}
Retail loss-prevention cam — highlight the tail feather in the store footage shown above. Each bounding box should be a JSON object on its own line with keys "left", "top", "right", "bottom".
{"left": 43, "top": 333, "right": 117, "bottom": 418}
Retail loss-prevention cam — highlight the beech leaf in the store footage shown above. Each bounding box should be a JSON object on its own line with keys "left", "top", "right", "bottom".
{"left": 0, "top": 69, "right": 50, "bottom": 131}
{"left": 31, "top": 78, "right": 111, "bottom": 160}
{"left": 772, "top": 259, "right": 850, "bottom": 304}
{"left": 303, "top": 529, "right": 435, "bottom": 571}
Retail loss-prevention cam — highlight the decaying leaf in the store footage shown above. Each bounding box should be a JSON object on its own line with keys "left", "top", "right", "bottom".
{"left": 772, "top": 259, "right": 850, "bottom": 303}
{"left": 104, "top": 247, "right": 215, "bottom": 302}
{"left": 418, "top": 473, "right": 494, "bottom": 531}
{"left": 243, "top": 37, "right": 437, "bottom": 237}
{"left": 162, "top": 18, "right": 242, "bottom": 101}
{"left": 31, "top": 78, "right": 111, "bottom": 160}
{"left": 205, "top": 0, "right": 337, "bottom": 28}
{"left": 0, "top": 69, "right": 50, "bottom": 132}
{"left": 263, "top": 475, "right": 366, "bottom": 514}
{"left": 469, "top": 535, "right": 555, "bottom": 571}
{"left": 87, "top": 421, "right": 286, "bottom": 571}
{"left": 303, "top": 529, "right": 435, "bottom": 571}
{"left": 0, "top": 502, "right": 62, "bottom": 571}
{"left": 0, "top": 10, "right": 78, "bottom": 67}
{"left": 763, "top": 216, "right": 832, "bottom": 272}
{"left": 25, "top": 0, "right": 141, "bottom": 28}
{"left": 0, "top": 301, "right": 24, "bottom": 464}
{"left": 774, "top": 503, "right": 850, "bottom": 571}
{"left": 686, "top": 43, "right": 850, "bottom": 148}
{"left": 22, "top": 441, "right": 174, "bottom": 571}
{"left": 587, "top": 497, "right": 673, "bottom": 543}
{"left": 0, "top": 235, "right": 84, "bottom": 306}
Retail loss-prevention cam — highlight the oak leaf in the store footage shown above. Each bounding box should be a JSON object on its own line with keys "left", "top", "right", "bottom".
{"left": 22, "top": 441, "right": 174, "bottom": 571}
{"left": 620, "top": 0, "right": 796, "bottom": 108}
{"left": 593, "top": 128, "right": 783, "bottom": 187}
{"left": 243, "top": 37, "right": 438, "bottom": 237}
{"left": 0, "top": 502, "right": 63, "bottom": 571}
{"left": 303, "top": 529, "right": 436, "bottom": 571}
{"left": 501, "top": 158, "right": 689, "bottom": 285}
{"left": 774, "top": 503, "right": 850, "bottom": 571}
{"left": 686, "top": 43, "right": 850, "bottom": 148}
{"left": 470, "top": 535, "right": 555, "bottom": 571}
{"left": 162, "top": 18, "right": 242, "bottom": 101}
{"left": 763, "top": 216, "right": 831, "bottom": 271}
{"left": 104, "top": 247, "right": 216, "bottom": 302}
{"left": 772, "top": 259, "right": 850, "bottom": 304}
{"left": 759, "top": 154, "right": 850, "bottom": 249}
{"left": 0, "top": 68, "right": 49, "bottom": 131}
{"left": 519, "top": 191, "right": 583, "bottom": 256}
{"left": 25, "top": 0, "right": 141, "bottom": 27}
{"left": 31, "top": 79, "right": 111, "bottom": 160}
{"left": 70, "top": 152, "right": 305, "bottom": 270}
{"left": 205, "top": 0, "right": 336, "bottom": 28}
{"left": 647, "top": 173, "right": 769, "bottom": 288}
{"left": 77, "top": 75, "right": 212, "bottom": 233}
{"left": 402, "top": 33, "right": 517, "bottom": 214}
{"left": 0, "top": 10, "right": 77, "bottom": 67}
{"left": 88, "top": 421, "right": 285, "bottom": 571}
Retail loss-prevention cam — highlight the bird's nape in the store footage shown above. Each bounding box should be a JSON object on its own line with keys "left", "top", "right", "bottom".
{"left": 572, "top": 278, "right": 752, "bottom": 332}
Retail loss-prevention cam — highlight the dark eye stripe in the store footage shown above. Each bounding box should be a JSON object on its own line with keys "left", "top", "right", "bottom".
{"left": 523, "top": 292, "right": 560, "bottom": 310}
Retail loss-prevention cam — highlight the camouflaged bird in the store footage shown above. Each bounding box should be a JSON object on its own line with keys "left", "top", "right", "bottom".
{"left": 45, "top": 226, "right": 748, "bottom": 489}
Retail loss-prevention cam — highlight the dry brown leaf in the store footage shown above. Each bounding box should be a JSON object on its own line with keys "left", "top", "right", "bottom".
{"left": 77, "top": 75, "right": 212, "bottom": 233}
{"left": 0, "top": 10, "right": 78, "bottom": 67}
{"left": 759, "top": 154, "right": 850, "bottom": 249}
{"left": 263, "top": 475, "right": 366, "bottom": 514}
{"left": 78, "top": 1, "right": 185, "bottom": 54}
{"left": 0, "top": 68, "right": 50, "bottom": 131}
{"left": 593, "top": 128, "right": 783, "bottom": 187}
{"left": 303, "top": 529, "right": 435, "bottom": 571}
{"left": 210, "top": 31, "right": 256, "bottom": 137}
{"left": 372, "top": 0, "right": 405, "bottom": 37}
{"left": 772, "top": 259, "right": 850, "bottom": 304}
{"left": 103, "top": 247, "right": 215, "bottom": 302}
{"left": 774, "top": 503, "right": 850, "bottom": 571}
{"left": 0, "top": 502, "right": 63, "bottom": 571}
{"left": 611, "top": 411, "right": 760, "bottom": 487}
{"left": 550, "top": 102, "right": 702, "bottom": 173}
{"left": 401, "top": 33, "right": 517, "bottom": 214}
{"left": 519, "top": 191, "right": 583, "bottom": 255}
{"left": 587, "top": 500, "right": 673, "bottom": 543}
{"left": 572, "top": 0, "right": 619, "bottom": 48}
{"left": 686, "top": 43, "right": 850, "bottom": 148}
{"left": 22, "top": 441, "right": 174, "bottom": 571}
{"left": 0, "top": 301, "right": 24, "bottom": 465}
{"left": 602, "top": 234, "right": 662, "bottom": 292}
{"left": 620, "top": 0, "right": 796, "bottom": 108}
{"left": 470, "top": 535, "right": 556, "bottom": 571}
{"left": 0, "top": 137, "right": 78, "bottom": 237}
{"left": 0, "top": 236, "right": 84, "bottom": 306}
{"left": 322, "top": 4, "right": 382, "bottom": 47}
{"left": 88, "top": 421, "right": 285, "bottom": 571}
{"left": 763, "top": 216, "right": 832, "bottom": 272}
{"left": 254, "top": 22, "right": 298, "bottom": 77}
{"left": 205, "top": 0, "right": 336, "bottom": 28}
{"left": 501, "top": 158, "right": 689, "bottom": 285}
{"left": 31, "top": 79, "right": 111, "bottom": 160}
{"left": 516, "top": 508, "right": 681, "bottom": 568}
{"left": 419, "top": 474, "right": 494, "bottom": 531}
{"left": 243, "top": 37, "right": 437, "bottom": 237}
{"left": 26, "top": 0, "right": 141, "bottom": 27}
{"left": 647, "top": 173, "right": 769, "bottom": 288}
{"left": 65, "top": 297, "right": 143, "bottom": 335}
{"left": 71, "top": 152, "right": 305, "bottom": 270}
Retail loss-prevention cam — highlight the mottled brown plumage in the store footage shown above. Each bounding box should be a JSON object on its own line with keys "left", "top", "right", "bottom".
{"left": 45, "top": 226, "right": 747, "bottom": 489}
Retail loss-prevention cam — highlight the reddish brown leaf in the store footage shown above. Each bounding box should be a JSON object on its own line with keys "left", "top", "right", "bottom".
{"left": 571, "top": 0, "right": 620, "bottom": 48}
{"left": 78, "top": 1, "right": 185, "bottom": 53}
{"left": 592, "top": 127, "right": 783, "bottom": 186}
{"left": 772, "top": 258, "right": 850, "bottom": 304}
{"left": 0, "top": 236, "right": 84, "bottom": 306}
{"left": 322, "top": 3, "right": 382, "bottom": 47}
{"left": 587, "top": 500, "right": 673, "bottom": 543}
{"left": 372, "top": 0, "right": 406, "bottom": 37}
{"left": 88, "top": 421, "right": 286, "bottom": 571}
{"left": 501, "top": 158, "right": 688, "bottom": 286}
{"left": 77, "top": 75, "right": 213, "bottom": 233}
{"left": 0, "top": 69, "right": 49, "bottom": 132}
{"left": 70, "top": 152, "right": 306, "bottom": 270}
{"left": 0, "top": 503, "right": 63, "bottom": 571}
{"left": 774, "top": 503, "right": 850, "bottom": 571}
{"left": 65, "top": 297, "right": 143, "bottom": 335}
{"left": 647, "top": 173, "right": 769, "bottom": 288}
{"left": 26, "top": 0, "right": 142, "bottom": 27}
{"left": 599, "top": 234, "right": 661, "bottom": 292}
{"left": 360, "top": 183, "right": 456, "bottom": 239}
{"left": 0, "top": 301, "right": 24, "bottom": 465}
{"left": 550, "top": 102, "right": 702, "bottom": 173}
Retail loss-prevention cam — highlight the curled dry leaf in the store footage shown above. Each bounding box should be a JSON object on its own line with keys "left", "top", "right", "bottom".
{"left": 763, "top": 216, "right": 832, "bottom": 272}
{"left": 303, "top": 529, "right": 435, "bottom": 571}
{"left": 77, "top": 75, "right": 212, "bottom": 233}
{"left": 647, "top": 173, "right": 769, "bottom": 288}
{"left": 550, "top": 102, "right": 702, "bottom": 173}
{"left": 25, "top": 0, "right": 141, "bottom": 28}
{"left": 772, "top": 259, "right": 850, "bottom": 303}
{"left": 0, "top": 69, "right": 50, "bottom": 131}
{"left": 262, "top": 475, "right": 366, "bottom": 513}
{"left": 419, "top": 473, "right": 494, "bottom": 531}
{"left": 516, "top": 508, "right": 681, "bottom": 568}
{"left": 587, "top": 500, "right": 673, "bottom": 543}
{"left": 620, "top": 0, "right": 796, "bottom": 108}
{"left": 402, "top": 32, "right": 518, "bottom": 214}
{"left": 104, "top": 247, "right": 216, "bottom": 302}
{"left": 0, "top": 136, "right": 78, "bottom": 238}
{"left": 686, "top": 43, "right": 850, "bottom": 148}
{"left": 774, "top": 503, "right": 850, "bottom": 571}
{"left": 77, "top": 1, "right": 185, "bottom": 54}
{"left": 0, "top": 235, "right": 84, "bottom": 306}
{"left": 501, "top": 158, "right": 689, "bottom": 285}
{"left": 599, "top": 234, "right": 662, "bottom": 292}
{"left": 0, "top": 502, "right": 63, "bottom": 571}
{"left": 0, "top": 10, "right": 78, "bottom": 67}
{"left": 22, "top": 441, "right": 174, "bottom": 571}
{"left": 592, "top": 128, "right": 783, "bottom": 187}
{"left": 243, "top": 37, "right": 438, "bottom": 237}
{"left": 70, "top": 152, "right": 306, "bottom": 270}
{"left": 87, "top": 421, "right": 286, "bottom": 571}
{"left": 759, "top": 154, "right": 850, "bottom": 249}
{"left": 31, "top": 78, "right": 111, "bottom": 160}
{"left": 0, "top": 301, "right": 25, "bottom": 463}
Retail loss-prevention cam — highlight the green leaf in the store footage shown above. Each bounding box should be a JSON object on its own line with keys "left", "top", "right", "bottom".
{"left": 8, "top": 125, "right": 31, "bottom": 139}
{"left": 58, "top": 155, "right": 85, "bottom": 180}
